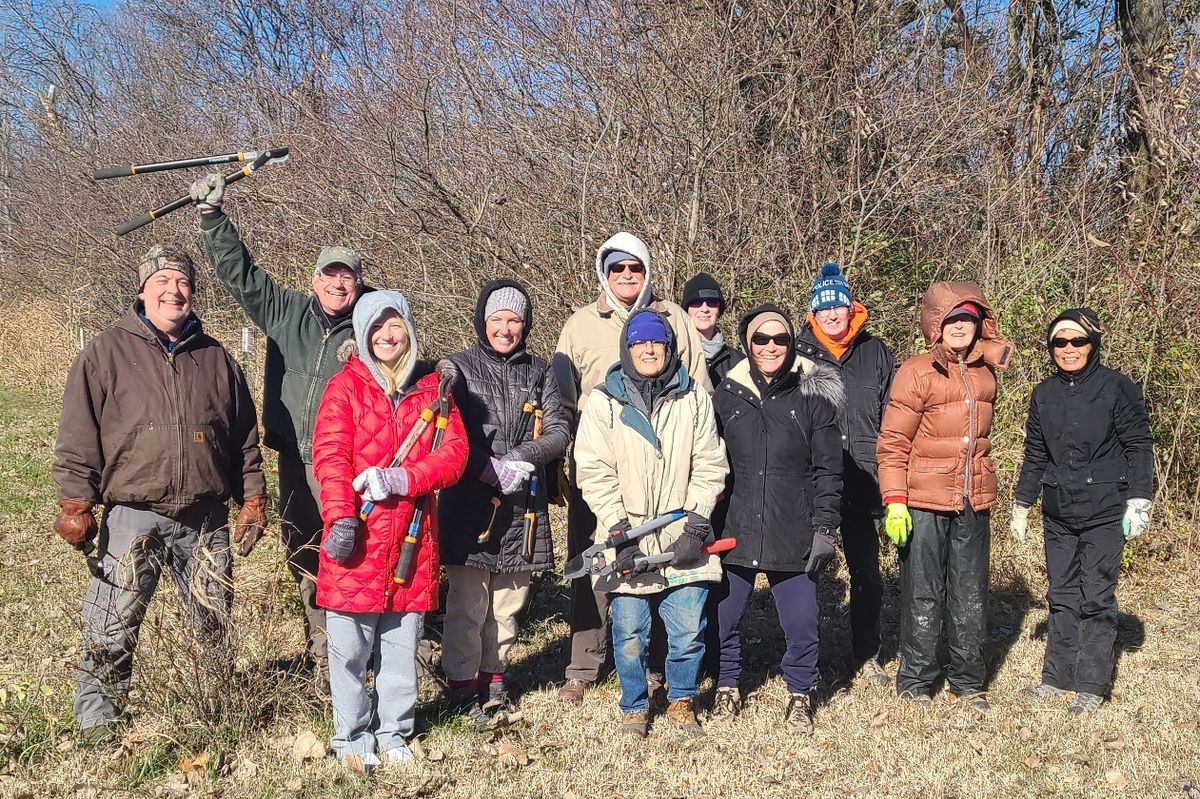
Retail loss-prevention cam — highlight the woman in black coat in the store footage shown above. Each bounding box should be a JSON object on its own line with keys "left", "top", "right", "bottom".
{"left": 1011, "top": 308, "right": 1153, "bottom": 715}
{"left": 437, "top": 279, "right": 569, "bottom": 723}
{"left": 710, "top": 305, "right": 843, "bottom": 734}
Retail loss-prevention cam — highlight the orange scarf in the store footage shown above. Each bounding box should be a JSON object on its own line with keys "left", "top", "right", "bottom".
{"left": 807, "top": 301, "right": 869, "bottom": 361}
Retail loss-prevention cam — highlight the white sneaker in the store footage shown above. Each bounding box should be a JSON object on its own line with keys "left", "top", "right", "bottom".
{"left": 383, "top": 744, "right": 415, "bottom": 765}
{"left": 342, "top": 751, "right": 382, "bottom": 774}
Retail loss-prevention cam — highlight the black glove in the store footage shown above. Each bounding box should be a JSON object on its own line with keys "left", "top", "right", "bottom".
{"left": 670, "top": 512, "right": 712, "bottom": 567}
{"left": 804, "top": 527, "right": 838, "bottom": 575}
{"left": 606, "top": 518, "right": 633, "bottom": 546}
{"left": 614, "top": 543, "right": 658, "bottom": 577}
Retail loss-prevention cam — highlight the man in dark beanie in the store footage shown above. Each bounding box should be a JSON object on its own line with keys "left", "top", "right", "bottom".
{"left": 681, "top": 272, "right": 743, "bottom": 388}
{"left": 796, "top": 262, "right": 895, "bottom": 685}
{"left": 53, "top": 243, "right": 266, "bottom": 741}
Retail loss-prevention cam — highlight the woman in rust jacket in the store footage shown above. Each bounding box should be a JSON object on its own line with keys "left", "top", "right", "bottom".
{"left": 312, "top": 290, "right": 468, "bottom": 771}
{"left": 876, "top": 282, "right": 1014, "bottom": 709}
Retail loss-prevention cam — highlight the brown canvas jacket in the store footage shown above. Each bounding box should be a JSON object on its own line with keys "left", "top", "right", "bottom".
{"left": 876, "top": 282, "right": 1014, "bottom": 512}
{"left": 53, "top": 307, "right": 266, "bottom": 517}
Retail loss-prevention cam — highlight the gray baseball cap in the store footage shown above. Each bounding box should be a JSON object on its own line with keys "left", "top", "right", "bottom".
{"left": 314, "top": 246, "right": 363, "bottom": 280}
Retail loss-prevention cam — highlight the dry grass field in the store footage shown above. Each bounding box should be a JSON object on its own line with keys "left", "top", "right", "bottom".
{"left": 1, "top": 383, "right": 1198, "bottom": 799}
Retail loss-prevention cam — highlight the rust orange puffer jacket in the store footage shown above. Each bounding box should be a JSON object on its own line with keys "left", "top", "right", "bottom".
{"left": 312, "top": 356, "right": 468, "bottom": 614}
{"left": 876, "top": 282, "right": 1015, "bottom": 513}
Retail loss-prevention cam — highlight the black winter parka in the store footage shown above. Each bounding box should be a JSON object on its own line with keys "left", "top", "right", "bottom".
{"left": 714, "top": 306, "right": 844, "bottom": 572}
{"left": 437, "top": 279, "right": 570, "bottom": 572}
{"left": 1014, "top": 308, "right": 1154, "bottom": 528}
{"left": 706, "top": 341, "right": 745, "bottom": 390}
{"left": 797, "top": 324, "right": 894, "bottom": 512}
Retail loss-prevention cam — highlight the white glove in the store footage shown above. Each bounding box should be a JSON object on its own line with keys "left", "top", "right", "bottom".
{"left": 1009, "top": 504, "right": 1031, "bottom": 544}
{"left": 352, "top": 466, "right": 410, "bottom": 502}
{"left": 1122, "top": 498, "right": 1151, "bottom": 541}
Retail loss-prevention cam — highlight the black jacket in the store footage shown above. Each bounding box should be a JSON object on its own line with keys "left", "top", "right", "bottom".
{"left": 1014, "top": 308, "right": 1153, "bottom": 528}
{"left": 706, "top": 341, "right": 745, "bottom": 389}
{"left": 797, "top": 324, "right": 895, "bottom": 512}
{"left": 437, "top": 279, "right": 570, "bottom": 572}
{"left": 713, "top": 306, "right": 844, "bottom": 572}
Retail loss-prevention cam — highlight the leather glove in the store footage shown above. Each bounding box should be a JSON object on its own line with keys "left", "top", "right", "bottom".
{"left": 233, "top": 495, "right": 269, "bottom": 556}
{"left": 805, "top": 526, "right": 837, "bottom": 575}
{"left": 1009, "top": 504, "right": 1032, "bottom": 545}
{"left": 1122, "top": 498, "right": 1151, "bottom": 541}
{"left": 54, "top": 498, "right": 98, "bottom": 551}
{"left": 671, "top": 512, "right": 711, "bottom": 567}
{"left": 323, "top": 517, "right": 359, "bottom": 564}
{"left": 884, "top": 503, "right": 912, "bottom": 547}
{"left": 189, "top": 172, "right": 225, "bottom": 213}
{"left": 481, "top": 457, "right": 535, "bottom": 495}
{"left": 353, "top": 466, "right": 410, "bottom": 502}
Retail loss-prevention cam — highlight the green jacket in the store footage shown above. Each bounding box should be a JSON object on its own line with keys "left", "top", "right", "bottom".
{"left": 200, "top": 211, "right": 360, "bottom": 463}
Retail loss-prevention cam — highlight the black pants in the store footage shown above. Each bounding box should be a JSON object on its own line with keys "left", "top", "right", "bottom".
{"left": 1042, "top": 515, "right": 1123, "bottom": 696}
{"left": 896, "top": 505, "right": 990, "bottom": 696}
{"left": 841, "top": 501, "right": 884, "bottom": 663}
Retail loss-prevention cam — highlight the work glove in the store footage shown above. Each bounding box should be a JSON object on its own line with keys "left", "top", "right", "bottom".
{"left": 1009, "top": 504, "right": 1032, "bottom": 545}
{"left": 884, "top": 502, "right": 912, "bottom": 547}
{"left": 670, "top": 512, "right": 711, "bottom": 567}
{"left": 614, "top": 543, "right": 658, "bottom": 577}
{"left": 323, "top": 517, "right": 359, "bottom": 564}
{"left": 805, "top": 526, "right": 837, "bottom": 575}
{"left": 353, "top": 466, "right": 410, "bottom": 502}
{"left": 605, "top": 518, "right": 633, "bottom": 546}
{"left": 1122, "top": 498, "right": 1151, "bottom": 541}
{"left": 233, "top": 495, "right": 269, "bottom": 556}
{"left": 481, "top": 457, "right": 535, "bottom": 495}
{"left": 54, "top": 498, "right": 98, "bottom": 551}
{"left": 189, "top": 172, "right": 225, "bottom": 213}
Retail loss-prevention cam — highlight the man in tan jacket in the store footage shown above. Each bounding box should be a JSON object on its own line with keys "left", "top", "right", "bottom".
{"left": 555, "top": 232, "right": 710, "bottom": 702}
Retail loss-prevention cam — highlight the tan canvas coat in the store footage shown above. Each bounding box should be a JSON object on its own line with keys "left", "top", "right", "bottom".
{"left": 876, "top": 282, "right": 1014, "bottom": 512}
{"left": 574, "top": 362, "right": 728, "bottom": 595}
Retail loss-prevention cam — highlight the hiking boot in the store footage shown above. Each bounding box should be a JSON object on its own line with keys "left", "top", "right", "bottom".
{"left": 620, "top": 711, "right": 649, "bottom": 738}
{"left": 1021, "top": 682, "right": 1069, "bottom": 701}
{"left": 342, "top": 752, "right": 381, "bottom": 775}
{"left": 558, "top": 677, "right": 591, "bottom": 705}
{"left": 709, "top": 686, "right": 742, "bottom": 721}
{"left": 1068, "top": 692, "right": 1103, "bottom": 716}
{"left": 856, "top": 659, "right": 891, "bottom": 687}
{"left": 666, "top": 698, "right": 705, "bottom": 738}
{"left": 483, "top": 680, "right": 515, "bottom": 714}
{"left": 784, "top": 692, "right": 815, "bottom": 735}
{"left": 646, "top": 670, "right": 667, "bottom": 713}
{"left": 79, "top": 721, "right": 118, "bottom": 747}
{"left": 446, "top": 686, "right": 492, "bottom": 731}
{"left": 952, "top": 691, "right": 989, "bottom": 712}
{"left": 897, "top": 689, "right": 932, "bottom": 707}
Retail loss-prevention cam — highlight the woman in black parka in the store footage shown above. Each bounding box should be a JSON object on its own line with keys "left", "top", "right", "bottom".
{"left": 710, "top": 305, "right": 844, "bottom": 734}
{"left": 438, "top": 279, "right": 569, "bottom": 723}
{"left": 1010, "top": 308, "right": 1153, "bottom": 716}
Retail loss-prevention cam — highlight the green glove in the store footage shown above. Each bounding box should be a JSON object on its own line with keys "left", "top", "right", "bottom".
{"left": 884, "top": 503, "right": 912, "bottom": 546}
{"left": 1009, "top": 504, "right": 1032, "bottom": 545}
{"left": 1121, "top": 498, "right": 1151, "bottom": 541}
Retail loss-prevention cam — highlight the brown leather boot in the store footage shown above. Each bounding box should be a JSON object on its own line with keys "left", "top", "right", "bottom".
{"left": 557, "top": 677, "right": 590, "bottom": 704}
{"left": 620, "top": 711, "right": 649, "bottom": 737}
{"left": 666, "top": 697, "right": 705, "bottom": 738}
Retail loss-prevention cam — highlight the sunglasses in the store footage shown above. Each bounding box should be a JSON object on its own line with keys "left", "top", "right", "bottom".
{"left": 751, "top": 333, "right": 792, "bottom": 347}
{"left": 689, "top": 298, "right": 720, "bottom": 309}
{"left": 1052, "top": 336, "right": 1090, "bottom": 349}
{"left": 608, "top": 262, "right": 645, "bottom": 275}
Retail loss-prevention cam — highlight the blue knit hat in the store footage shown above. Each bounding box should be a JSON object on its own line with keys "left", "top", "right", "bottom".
{"left": 625, "top": 310, "right": 670, "bottom": 346}
{"left": 809, "top": 262, "right": 852, "bottom": 312}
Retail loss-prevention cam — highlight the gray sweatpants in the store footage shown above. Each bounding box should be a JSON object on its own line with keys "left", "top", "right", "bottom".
{"left": 75, "top": 502, "right": 231, "bottom": 730}
{"left": 326, "top": 609, "right": 422, "bottom": 757}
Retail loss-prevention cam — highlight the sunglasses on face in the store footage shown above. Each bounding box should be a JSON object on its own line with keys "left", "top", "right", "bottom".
{"left": 1052, "top": 336, "right": 1090, "bottom": 349}
{"left": 608, "top": 262, "right": 645, "bottom": 275}
{"left": 689, "top": 298, "right": 720, "bottom": 309}
{"left": 751, "top": 333, "right": 791, "bottom": 347}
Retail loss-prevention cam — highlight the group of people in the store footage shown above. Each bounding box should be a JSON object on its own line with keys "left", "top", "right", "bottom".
{"left": 51, "top": 172, "right": 1154, "bottom": 771}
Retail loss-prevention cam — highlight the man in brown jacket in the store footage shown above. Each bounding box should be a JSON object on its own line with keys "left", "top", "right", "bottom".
{"left": 876, "top": 281, "right": 1013, "bottom": 710}
{"left": 554, "top": 232, "right": 710, "bottom": 703}
{"left": 52, "top": 244, "right": 267, "bottom": 741}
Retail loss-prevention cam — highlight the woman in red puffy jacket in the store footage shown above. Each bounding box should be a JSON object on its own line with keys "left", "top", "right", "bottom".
{"left": 312, "top": 290, "right": 467, "bottom": 772}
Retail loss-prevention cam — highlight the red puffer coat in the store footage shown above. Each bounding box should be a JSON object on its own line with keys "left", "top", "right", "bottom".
{"left": 312, "top": 355, "right": 468, "bottom": 614}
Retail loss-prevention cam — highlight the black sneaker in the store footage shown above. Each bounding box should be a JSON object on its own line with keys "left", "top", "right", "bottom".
{"left": 709, "top": 686, "right": 742, "bottom": 720}
{"left": 784, "top": 692, "right": 815, "bottom": 735}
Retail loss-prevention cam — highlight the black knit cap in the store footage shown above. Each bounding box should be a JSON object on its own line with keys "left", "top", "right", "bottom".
{"left": 681, "top": 272, "right": 724, "bottom": 312}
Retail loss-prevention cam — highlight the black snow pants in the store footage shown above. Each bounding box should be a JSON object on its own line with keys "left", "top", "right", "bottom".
{"left": 1041, "top": 515, "right": 1123, "bottom": 696}
{"left": 896, "top": 505, "right": 990, "bottom": 696}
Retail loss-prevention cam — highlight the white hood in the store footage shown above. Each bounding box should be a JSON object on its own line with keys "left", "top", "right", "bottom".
{"left": 594, "top": 232, "right": 653, "bottom": 319}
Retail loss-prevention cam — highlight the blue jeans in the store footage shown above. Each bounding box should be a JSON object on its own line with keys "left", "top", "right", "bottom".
{"left": 609, "top": 585, "right": 708, "bottom": 714}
